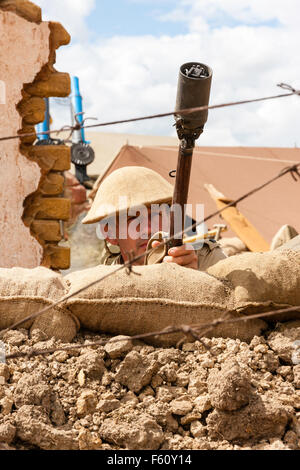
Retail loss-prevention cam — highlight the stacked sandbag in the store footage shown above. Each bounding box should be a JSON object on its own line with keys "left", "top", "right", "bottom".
{"left": 207, "top": 249, "right": 300, "bottom": 322}
{"left": 65, "top": 263, "right": 267, "bottom": 347}
{"left": 0, "top": 267, "right": 80, "bottom": 342}
{"left": 219, "top": 237, "right": 248, "bottom": 257}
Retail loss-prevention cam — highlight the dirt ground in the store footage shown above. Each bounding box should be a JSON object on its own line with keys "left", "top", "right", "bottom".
{"left": 0, "top": 320, "right": 299, "bottom": 451}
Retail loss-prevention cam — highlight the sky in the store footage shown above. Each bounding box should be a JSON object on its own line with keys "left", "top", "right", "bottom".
{"left": 34, "top": 0, "right": 300, "bottom": 147}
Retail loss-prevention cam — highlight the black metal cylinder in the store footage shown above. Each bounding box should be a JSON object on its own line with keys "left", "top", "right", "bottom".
{"left": 175, "top": 62, "right": 213, "bottom": 130}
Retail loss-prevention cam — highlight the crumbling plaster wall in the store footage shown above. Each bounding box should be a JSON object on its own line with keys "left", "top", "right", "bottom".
{"left": 0, "top": 0, "right": 71, "bottom": 269}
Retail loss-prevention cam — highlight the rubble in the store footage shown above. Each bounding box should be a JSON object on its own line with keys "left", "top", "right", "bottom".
{"left": 0, "top": 325, "right": 299, "bottom": 450}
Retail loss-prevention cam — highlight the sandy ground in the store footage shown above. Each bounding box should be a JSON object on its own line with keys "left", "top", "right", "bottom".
{"left": 0, "top": 320, "right": 299, "bottom": 450}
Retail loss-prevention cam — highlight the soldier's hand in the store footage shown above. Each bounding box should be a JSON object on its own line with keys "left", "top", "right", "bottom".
{"left": 152, "top": 241, "right": 198, "bottom": 270}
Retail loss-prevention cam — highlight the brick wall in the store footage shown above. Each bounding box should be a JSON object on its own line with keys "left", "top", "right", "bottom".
{"left": 0, "top": 0, "right": 71, "bottom": 269}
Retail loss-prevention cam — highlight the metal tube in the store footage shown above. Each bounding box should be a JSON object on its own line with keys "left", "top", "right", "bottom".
{"left": 71, "top": 76, "right": 85, "bottom": 144}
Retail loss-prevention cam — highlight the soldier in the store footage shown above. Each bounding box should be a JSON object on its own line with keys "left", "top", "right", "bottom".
{"left": 82, "top": 166, "right": 226, "bottom": 270}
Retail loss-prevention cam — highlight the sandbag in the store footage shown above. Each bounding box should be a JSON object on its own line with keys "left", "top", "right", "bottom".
{"left": 207, "top": 249, "right": 300, "bottom": 322}
{"left": 0, "top": 267, "right": 79, "bottom": 342}
{"left": 65, "top": 263, "right": 267, "bottom": 347}
{"left": 219, "top": 237, "right": 248, "bottom": 257}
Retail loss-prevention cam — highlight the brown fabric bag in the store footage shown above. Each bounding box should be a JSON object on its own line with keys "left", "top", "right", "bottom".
{"left": 65, "top": 263, "right": 266, "bottom": 346}
{"left": 0, "top": 267, "right": 79, "bottom": 342}
{"left": 207, "top": 249, "right": 300, "bottom": 322}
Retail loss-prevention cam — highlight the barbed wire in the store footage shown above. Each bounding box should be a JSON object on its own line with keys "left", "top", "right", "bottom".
{"left": 0, "top": 161, "right": 299, "bottom": 340}
{"left": 0, "top": 83, "right": 299, "bottom": 359}
{"left": 0, "top": 83, "right": 299, "bottom": 143}
{"left": 4, "top": 304, "right": 300, "bottom": 360}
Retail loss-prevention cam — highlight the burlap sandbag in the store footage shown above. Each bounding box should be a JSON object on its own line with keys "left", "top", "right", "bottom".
{"left": 0, "top": 267, "right": 80, "bottom": 342}
{"left": 65, "top": 263, "right": 267, "bottom": 347}
{"left": 207, "top": 249, "right": 300, "bottom": 322}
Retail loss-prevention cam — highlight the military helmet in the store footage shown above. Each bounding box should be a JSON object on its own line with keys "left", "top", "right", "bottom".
{"left": 82, "top": 166, "right": 173, "bottom": 224}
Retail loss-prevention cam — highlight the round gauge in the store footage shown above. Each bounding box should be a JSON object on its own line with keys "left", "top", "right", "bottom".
{"left": 71, "top": 143, "right": 95, "bottom": 166}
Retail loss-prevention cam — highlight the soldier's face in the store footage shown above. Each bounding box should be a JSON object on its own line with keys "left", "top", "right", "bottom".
{"left": 106, "top": 206, "right": 168, "bottom": 265}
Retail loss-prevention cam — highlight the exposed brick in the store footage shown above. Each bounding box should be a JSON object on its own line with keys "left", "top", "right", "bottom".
{"left": 43, "top": 245, "right": 71, "bottom": 270}
{"left": 31, "top": 220, "right": 62, "bottom": 242}
{"left": 24, "top": 197, "right": 71, "bottom": 220}
{"left": 49, "top": 21, "right": 71, "bottom": 49}
{"left": 18, "top": 97, "right": 45, "bottom": 125}
{"left": 25, "top": 72, "right": 71, "bottom": 98}
{"left": 0, "top": 0, "right": 42, "bottom": 24}
{"left": 40, "top": 172, "right": 65, "bottom": 196}
{"left": 18, "top": 125, "right": 36, "bottom": 145}
{"left": 28, "top": 145, "right": 71, "bottom": 172}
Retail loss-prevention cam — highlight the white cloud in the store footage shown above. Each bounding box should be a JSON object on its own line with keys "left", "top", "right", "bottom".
{"left": 36, "top": 0, "right": 300, "bottom": 147}
{"left": 34, "top": 0, "right": 96, "bottom": 40}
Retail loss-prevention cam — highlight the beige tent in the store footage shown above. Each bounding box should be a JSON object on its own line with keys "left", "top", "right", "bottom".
{"left": 93, "top": 144, "right": 300, "bottom": 243}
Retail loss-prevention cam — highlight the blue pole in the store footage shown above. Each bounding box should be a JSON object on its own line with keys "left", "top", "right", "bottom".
{"left": 36, "top": 98, "right": 50, "bottom": 141}
{"left": 71, "top": 76, "right": 87, "bottom": 143}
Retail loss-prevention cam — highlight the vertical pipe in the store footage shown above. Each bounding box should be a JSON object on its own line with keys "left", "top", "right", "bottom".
{"left": 169, "top": 142, "right": 194, "bottom": 247}
{"left": 36, "top": 98, "right": 50, "bottom": 141}
{"left": 71, "top": 76, "right": 85, "bottom": 144}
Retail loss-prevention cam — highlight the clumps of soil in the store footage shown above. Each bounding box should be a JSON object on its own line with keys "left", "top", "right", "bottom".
{"left": 0, "top": 322, "right": 300, "bottom": 450}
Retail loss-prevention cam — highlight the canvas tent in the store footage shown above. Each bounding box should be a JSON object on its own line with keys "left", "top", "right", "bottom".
{"left": 93, "top": 144, "right": 300, "bottom": 243}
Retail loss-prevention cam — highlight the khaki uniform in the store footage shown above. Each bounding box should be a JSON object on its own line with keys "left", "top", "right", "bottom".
{"left": 103, "top": 239, "right": 226, "bottom": 271}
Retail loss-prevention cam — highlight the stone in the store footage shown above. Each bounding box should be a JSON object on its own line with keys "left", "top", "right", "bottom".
{"left": 15, "top": 405, "right": 78, "bottom": 450}
{"left": 139, "top": 386, "right": 155, "bottom": 402}
{"left": 181, "top": 412, "right": 202, "bottom": 426}
{"left": 31, "top": 220, "right": 62, "bottom": 242}
{"left": 99, "top": 411, "right": 163, "bottom": 450}
{"left": 120, "top": 392, "right": 139, "bottom": 407}
{"left": 293, "top": 365, "right": 300, "bottom": 389}
{"left": 283, "top": 430, "right": 298, "bottom": 450}
{"left": 207, "top": 359, "right": 253, "bottom": 411}
{"left": 267, "top": 327, "right": 300, "bottom": 364}
{"left": 2, "top": 329, "right": 27, "bottom": 346}
{"left": 145, "top": 402, "right": 178, "bottom": 433}
{"left": 0, "top": 364, "right": 10, "bottom": 382}
{"left": 39, "top": 173, "right": 65, "bottom": 196}
{"left": 207, "top": 395, "right": 292, "bottom": 442}
{"left": 77, "top": 369, "right": 86, "bottom": 387}
{"left": 25, "top": 197, "right": 70, "bottom": 220}
{"left": 13, "top": 373, "right": 52, "bottom": 411}
{"left": 115, "top": 351, "right": 158, "bottom": 393}
{"left": 194, "top": 395, "right": 212, "bottom": 413}
{"left": 158, "top": 362, "right": 178, "bottom": 383}
{"left": 0, "top": 396, "right": 13, "bottom": 416}
{"left": 50, "top": 397, "right": 66, "bottom": 426}
{"left": 76, "top": 390, "right": 98, "bottom": 417}
{"left": 96, "top": 399, "right": 120, "bottom": 413}
{"left": 78, "top": 429, "right": 102, "bottom": 450}
{"left": 104, "top": 335, "right": 133, "bottom": 359}
{"left": 49, "top": 21, "right": 71, "bottom": 49}
{"left": 53, "top": 351, "right": 69, "bottom": 363}
{"left": 190, "top": 421, "right": 206, "bottom": 438}
{"left": 156, "top": 349, "right": 183, "bottom": 365}
{"left": 18, "top": 96, "right": 45, "bottom": 125}
{"left": 187, "top": 368, "right": 207, "bottom": 396}
{"left": 76, "top": 351, "right": 105, "bottom": 380}
{"left": 25, "top": 72, "right": 71, "bottom": 98}
{"left": 170, "top": 397, "right": 193, "bottom": 416}
{"left": 44, "top": 245, "right": 71, "bottom": 270}
{"left": 0, "top": 423, "right": 16, "bottom": 444}
{"left": 28, "top": 145, "right": 71, "bottom": 172}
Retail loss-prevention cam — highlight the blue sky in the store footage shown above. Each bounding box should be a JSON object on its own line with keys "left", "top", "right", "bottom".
{"left": 86, "top": 0, "right": 188, "bottom": 38}
{"left": 85, "top": 1, "right": 280, "bottom": 38}
{"left": 34, "top": 0, "right": 300, "bottom": 147}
